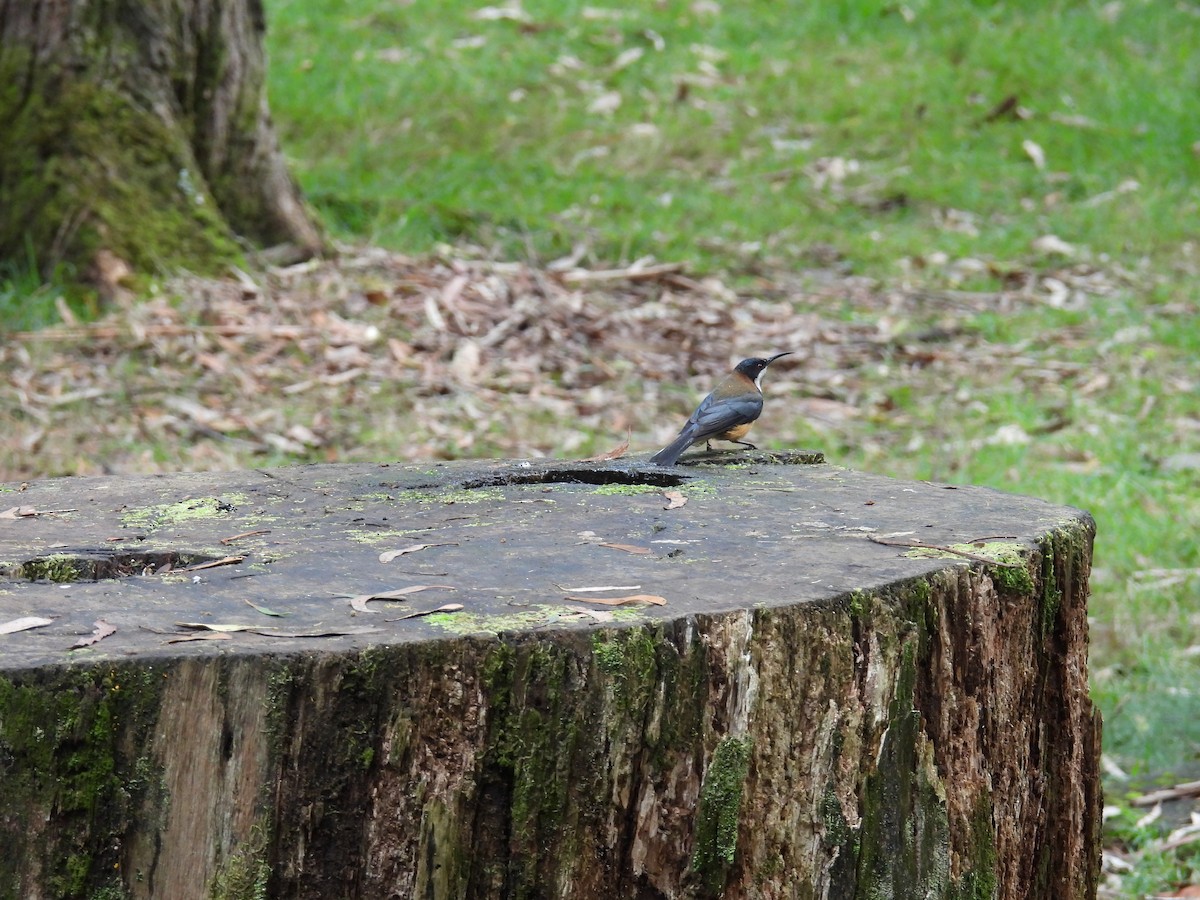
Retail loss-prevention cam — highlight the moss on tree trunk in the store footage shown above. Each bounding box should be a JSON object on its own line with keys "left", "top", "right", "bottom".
{"left": 0, "top": 0, "right": 324, "bottom": 284}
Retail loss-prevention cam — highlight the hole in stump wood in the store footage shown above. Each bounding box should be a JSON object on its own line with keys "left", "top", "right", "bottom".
{"left": 6, "top": 549, "right": 220, "bottom": 583}
{"left": 460, "top": 468, "right": 687, "bottom": 489}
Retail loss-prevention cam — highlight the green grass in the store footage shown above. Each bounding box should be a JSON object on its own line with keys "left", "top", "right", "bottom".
{"left": 0, "top": 241, "right": 91, "bottom": 332}
{"left": 266, "top": 0, "right": 1200, "bottom": 275}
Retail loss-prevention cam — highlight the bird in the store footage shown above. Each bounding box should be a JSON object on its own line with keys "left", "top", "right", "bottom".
{"left": 649, "top": 352, "right": 792, "bottom": 466}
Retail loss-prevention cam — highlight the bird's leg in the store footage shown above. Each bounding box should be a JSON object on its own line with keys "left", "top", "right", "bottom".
{"left": 731, "top": 440, "right": 758, "bottom": 450}
{"left": 705, "top": 440, "right": 713, "bottom": 451}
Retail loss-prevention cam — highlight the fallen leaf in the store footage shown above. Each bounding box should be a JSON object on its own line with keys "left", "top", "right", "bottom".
{"left": 554, "top": 583, "right": 641, "bottom": 592}
{"left": 1031, "top": 234, "right": 1075, "bottom": 256}
{"left": 450, "top": 339, "right": 483, "bottom": 383}
{"left": 70, "top": 620, "right": 116, "bottom": 649}
{"left": 611, "top": 46, "right": 644, "bottom": 71}
{"left": 1135, "top": 803, "right": 1162, "bottom": 829}
{"left": 0, "top": 616, "right": 56, "bottom": 635}
{"left": 169, "top": 624, "right": 381, "bottom": 640}
{"left": 582, "top": 435, "right": 630, "bottom": 461}
{"left": 560, "top": 261, "right": 683, "bottom": 284}
{"left": 988, "top": 423, "right": 1031, "bottom": 446}
{"left": 1162, "top": 453, "right": 1200, "bottom": 473}
{"left": 980, "top": 93, "right": 1020, "bottom": 123}
{"left": 662, "top": 490, "right": 687, "bottom": 509}
{"left": 598, "top": 542, "right": 651, "bottom": 555}
{"left": 392, "top": 603, "right": 465, "bottom": 620}
{"left": 1082, "top": 177, "right": 1139, "bottom": 208}
{"left": 344, "top": 584, "right": 457, "bottom": 612}
{"left": 1022, "top": 139, "right": 1046, "bottom": 170}
{"left": 588, "top": 90, "right": 622, "bottom": 115}
{"left": 564, "top": 593, "right": 667, "bottom": 606}
{"left": 255, "top": 626, "right": 382, "bottom": 638}
{"left": 1049, "top": 112, "right": 1098, "bottom": 129}
{"left": 166, "top": 631, "right": 233, "bottom": 644}
{"left": 450, "top": 34, "right": 487, "bottom": 50}
{"left": 0, "top": 506, "right": 76, "bottom": 518}
{"left": 472, "top": 5, "right": 532, "bottom": 22}
{"left": 245, "top": 599, "right": 289, "bottom": 617}
{"left": 379, "top": 543, "right": 457, "bottom": 563}
{"left": 175, "top": 622, "right": 262, "bottom": 632}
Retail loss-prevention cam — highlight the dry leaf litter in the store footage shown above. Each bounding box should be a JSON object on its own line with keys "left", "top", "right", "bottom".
{"left": 1, "top": 247, "right": 1168, "bottom": 482}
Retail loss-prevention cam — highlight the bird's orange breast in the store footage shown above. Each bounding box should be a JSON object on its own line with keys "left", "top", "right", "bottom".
{"left": 717, "top": 422, "right": 753, "bottom": 441}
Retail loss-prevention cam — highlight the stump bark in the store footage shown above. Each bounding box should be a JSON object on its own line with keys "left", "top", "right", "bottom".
{"left": 0, "top": 453, "right": 1102, "bottom": 899}
{"left": 0, "top": 0, "right": 324, "bottom": 282}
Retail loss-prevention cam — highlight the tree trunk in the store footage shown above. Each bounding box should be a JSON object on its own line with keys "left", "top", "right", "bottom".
{"left": 0, "top": 454, "right": 1102, "bottom": 899}
{"left": 0, "top": 0, "right": 324, "bottom": 284}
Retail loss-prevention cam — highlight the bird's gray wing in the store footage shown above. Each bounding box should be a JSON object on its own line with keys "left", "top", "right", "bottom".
{"left": 685, "top": 390, "right": 763, "bottom": 441}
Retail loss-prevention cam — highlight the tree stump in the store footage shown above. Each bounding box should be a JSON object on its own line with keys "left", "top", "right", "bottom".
{"left": 0, "top": 453, "right": 1101, "bottom": 899}
{"left": 0, "top": 0, "right": 324, "bottom": 283}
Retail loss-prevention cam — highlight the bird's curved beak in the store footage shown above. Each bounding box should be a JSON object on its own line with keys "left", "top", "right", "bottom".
{"left": 766, "top": 351, "right": 793, "bottom": 365}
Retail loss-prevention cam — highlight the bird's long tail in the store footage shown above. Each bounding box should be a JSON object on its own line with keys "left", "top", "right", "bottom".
{"left": 649, "top": 426, "right": 698, "bottom": 466}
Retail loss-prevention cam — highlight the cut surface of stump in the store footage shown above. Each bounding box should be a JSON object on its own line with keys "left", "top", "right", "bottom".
{"left": 0, "top": 453, "right": 1100, "bottom": 899}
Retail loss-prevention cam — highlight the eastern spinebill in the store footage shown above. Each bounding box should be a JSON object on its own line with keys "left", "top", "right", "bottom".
{"left": 649, "top": 352, "right": 792, "bottom": 466}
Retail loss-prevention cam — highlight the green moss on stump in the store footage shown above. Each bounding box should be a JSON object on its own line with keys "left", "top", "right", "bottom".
{"left": 691, "top": 735, "right": 752, "bottom": 895}
{"left": 856, "top": 638, "right": 952, "bottom": 898}
{"left": 210, "top": 823, "right": 271, "bottom": 900}
{"left": 414, "top": 799, "right": 468, "bottom": 900}
{"left": 0, "top": 665, "right": 167, "bottom": 900}
{"left": 591, "top": 628, "right": 659, "bottom": 713}
{"left": 987, "top": 546, "right": 1035, "bottom": 596}
{"left": 119, "top": 495, "right": 246, "bottom": 531}
{"left": 18, "top": 553, "right": 86, "bottom": 583}
{"left": 475, "top": 641, "right": 588, "bottom": 892}
{"left": 1037, "top": 529, "right": 1079, "bottom": 640}
{"left": 948, "top": 796, "right": 999, "bottom": 900}
{"left": 590, "top": 484, "right": 662, "bottom": 496}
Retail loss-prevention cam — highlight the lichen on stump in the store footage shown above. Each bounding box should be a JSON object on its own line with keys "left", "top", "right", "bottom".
{"left": 0, "top": 0, "right": 324, "bottom": 283}
{"left": 0, "top": 454, "right": 1101, "bottom": 899}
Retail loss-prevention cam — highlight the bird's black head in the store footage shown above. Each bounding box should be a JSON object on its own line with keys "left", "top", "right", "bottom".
{"left": 734, "top": 352, "right": 792, "bottom": 385}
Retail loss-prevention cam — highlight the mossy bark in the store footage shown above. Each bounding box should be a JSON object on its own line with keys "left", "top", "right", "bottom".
{"left": 0, "top": 0, "right": 324, "bottom": 283}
